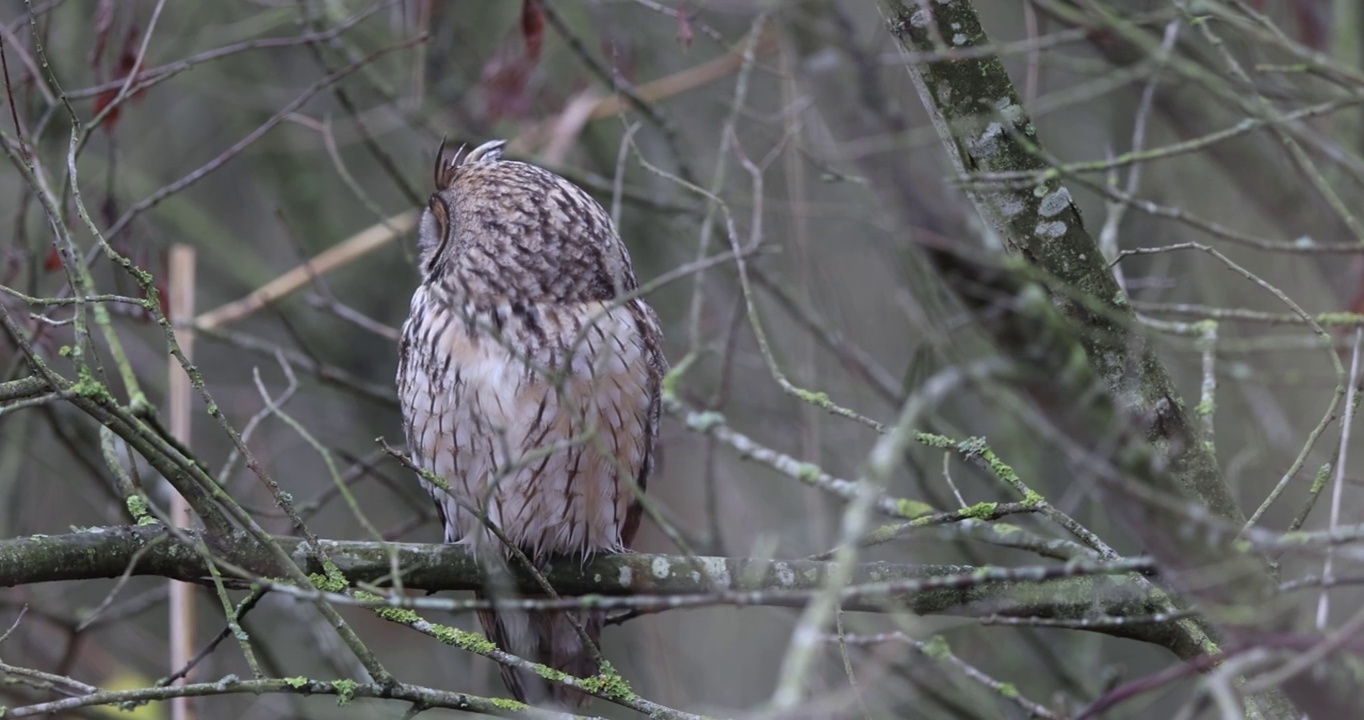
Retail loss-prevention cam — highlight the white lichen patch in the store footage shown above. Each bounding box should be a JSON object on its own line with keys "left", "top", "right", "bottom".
{"left": 618, "top": 565, "right": 633, "bottom": 587}
{"left": 997, "top": 194, "right": 1026, "bottom": 218}
{"left": 952, "top": 33, "right": 967, "bottom": 45}
{"left": 997, "top": 100, "right": 1025, "bottom": 125}
{"left": 651, "top": 556, "right": 671, "bottom": 579}
{"left": 774, "top": 563, "right": 796, "bottom": 587}
{"left": 970, "top": 122, "right": 1003, "bottom": 158}
{"left": 909, "top": 9, "right": 930, "bottom": 28}
{"left": 1035, "top": 221, "right": 1067, "bottom": 239}
{"left": 1038, "top": 186, "right": 1072, "bottom": 217}
{"left": 698, "top": 556, "right": 732, "bottom": 588}
{"left": 291, "top": 541, "right": 313, "bottom": 564}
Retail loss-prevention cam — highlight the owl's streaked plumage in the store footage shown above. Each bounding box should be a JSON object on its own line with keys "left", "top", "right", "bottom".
{"left": 396, "top": 139, "right": 665, "bottom": 707}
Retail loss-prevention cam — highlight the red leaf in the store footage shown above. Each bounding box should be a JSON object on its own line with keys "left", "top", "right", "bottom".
{"left": 521, "top": 0, "right": 544, "bottom": 63}
{"left": 676, "top": 7, "right": 693, "bottom": 51}
{"left": 1086, "top": 27, "right": 1118, "bottom": 49}
{"left": 93, "top": 25, "right": 147, "bottom": 131}
{"left": 100, "top": 192, "right": 119, "bottom": 227}
{"left": 480, "top": 53, "right": 534, "bottom": 121}
{"left": 44, "top": 248, "right": 62, "bottom": 272}
{"left": 1292, "top": 0, "right": 1326, "bottom": 51}
{"left": 92, "top": 92, "right": 122, "bottom": 128}
{"left": 115, "top": 26, "right": 142, "bottom": 84}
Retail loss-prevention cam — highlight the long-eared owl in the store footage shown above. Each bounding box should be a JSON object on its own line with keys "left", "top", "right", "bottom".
{"left": 396, "top": 139, "right": 666, "bottom": 707}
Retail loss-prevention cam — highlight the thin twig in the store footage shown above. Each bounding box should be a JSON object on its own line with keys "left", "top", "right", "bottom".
{"left": 1317, "top": 328, "right": 1363, "bottom": 628}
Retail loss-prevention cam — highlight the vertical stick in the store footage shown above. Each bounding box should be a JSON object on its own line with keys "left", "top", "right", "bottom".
{"left": 168, "top": 245, "right": 197, "bottom": 720}
{"left": 1318, "top": 327, "right": 1364, "bottom": 630}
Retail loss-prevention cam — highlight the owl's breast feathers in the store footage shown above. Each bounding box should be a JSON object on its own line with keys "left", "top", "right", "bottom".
{"left": 397, "top": 284, "right": 664, "bottom": 559}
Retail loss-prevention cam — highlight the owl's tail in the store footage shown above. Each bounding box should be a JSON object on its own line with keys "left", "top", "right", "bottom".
{"left": 476, "top": 592, "right": 604, "bottom": 709}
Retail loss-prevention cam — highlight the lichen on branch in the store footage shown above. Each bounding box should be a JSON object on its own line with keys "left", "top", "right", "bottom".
{"left": 881, "top": 0, "right": 1243, "bottom": 527}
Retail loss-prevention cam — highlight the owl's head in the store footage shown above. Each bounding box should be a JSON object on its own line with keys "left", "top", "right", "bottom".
{"left": 416, "top": 139, "right": 637, "bottom": 305}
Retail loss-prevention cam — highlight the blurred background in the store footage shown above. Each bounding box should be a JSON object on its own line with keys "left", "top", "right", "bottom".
{"left": 2, "top": 1, "right": 1361, "bottom": 718}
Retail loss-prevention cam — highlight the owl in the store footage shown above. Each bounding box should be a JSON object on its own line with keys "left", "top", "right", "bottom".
{"left": 396, "top": 139, "right": 666, "bottom": 707}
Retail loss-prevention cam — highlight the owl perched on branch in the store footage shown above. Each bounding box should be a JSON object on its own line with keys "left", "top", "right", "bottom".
{"left": 396, "top": 139, "right": 666, "bottom": 707}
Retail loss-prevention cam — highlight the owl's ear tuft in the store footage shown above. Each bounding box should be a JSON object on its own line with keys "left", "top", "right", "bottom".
{"left": 434, "top": 137, "right": 465, "bottom": 189}
{"left": 464, "top": 139, "right": 508, "bottom": 165}
{"left": 433, "top": 138, "right": 508, "bottom": 189}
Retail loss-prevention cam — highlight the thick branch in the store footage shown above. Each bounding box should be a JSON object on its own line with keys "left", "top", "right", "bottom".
{"left": 0, "top": 376, "right": 48, "bottom": 403}
{"left": 0, "top": 525, "right": 1195, "bottom": 647}
{"left": 864, "top": 6, "right": 1356, "bottom": 715}
{"left": 918, "top": 246, "right": 1317, "bottom": 716}
{"left": 881, "top": 0, "right": 1243, "bottom": 527}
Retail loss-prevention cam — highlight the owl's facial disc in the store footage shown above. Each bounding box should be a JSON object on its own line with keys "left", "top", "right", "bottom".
{"left": 418, "top": 195, "right": 454, "bottom": 277}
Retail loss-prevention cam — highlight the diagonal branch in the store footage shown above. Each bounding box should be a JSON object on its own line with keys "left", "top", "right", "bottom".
{"left": 881, "top": 0, "right": 1243, "bottom": 527}
{"left": 866, "top": 2, "right": 1358, "bottom": 716}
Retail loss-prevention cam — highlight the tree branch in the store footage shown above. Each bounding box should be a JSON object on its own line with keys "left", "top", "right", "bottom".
{"left": 0, "top": 524, "right": 1188, "bottom": 642}
{"left": 882, "top": 0, "right": 1243, "bottom": 527}
{"left": 0, "top": 376, "right": 47, "bottom": 404}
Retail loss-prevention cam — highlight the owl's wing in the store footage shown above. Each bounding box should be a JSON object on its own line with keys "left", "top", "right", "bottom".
{"left": 397, "top": 294, "right": 462, "bottom": 544}
{"left": 621, "top": 298, "right": 667, "bottom": 548}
